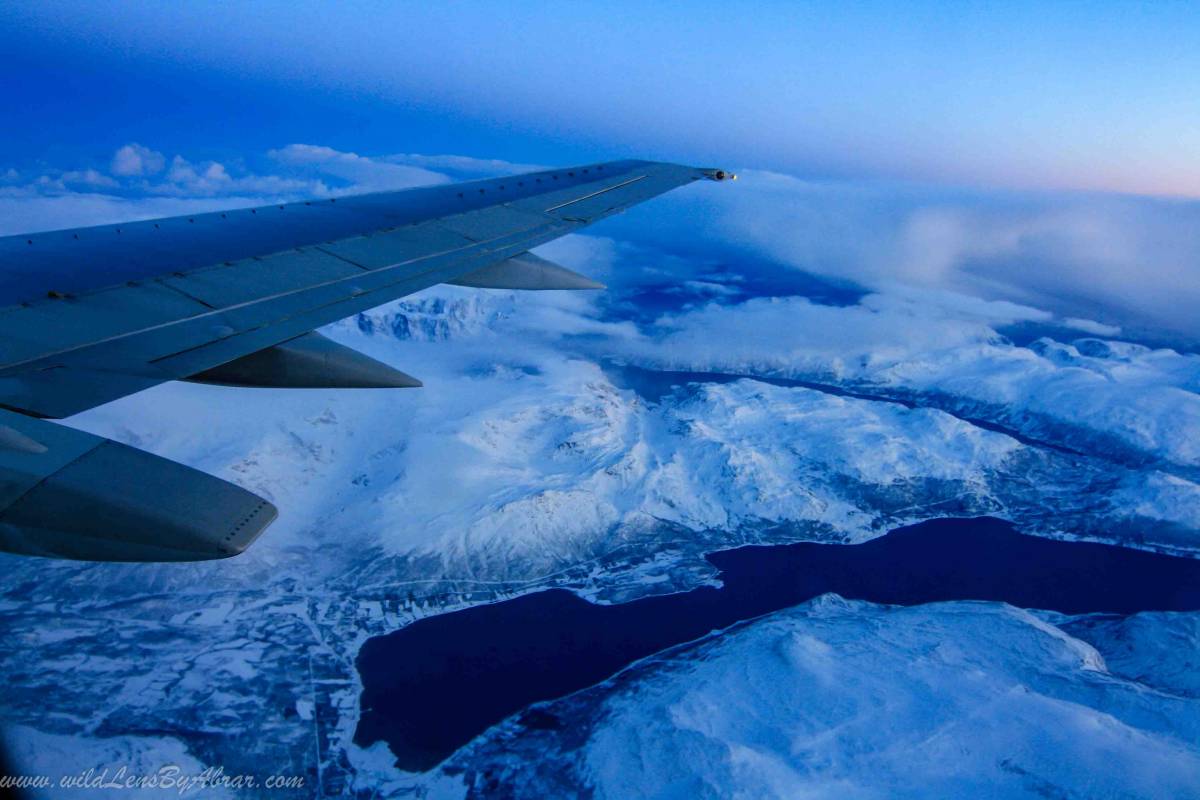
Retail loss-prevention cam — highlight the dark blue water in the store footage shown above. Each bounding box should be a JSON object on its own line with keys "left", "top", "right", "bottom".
{"left": 611, "top": 267, "right": 864, "bottom": 322}
{"left": 593, "top": 253, "right": 865, "bottom": 326}
{"left": 354, "top": 517, "right": 1200, "bottom": 771}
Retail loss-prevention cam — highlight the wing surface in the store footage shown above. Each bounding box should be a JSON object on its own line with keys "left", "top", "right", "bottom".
{"left": 0, "top": 160, "right": 733, "bottom": 560}
{"left": 0, "top": 161, "right": 727, "bottom": 417}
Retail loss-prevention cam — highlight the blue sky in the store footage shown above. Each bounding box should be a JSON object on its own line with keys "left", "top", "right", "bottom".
{"left": 5, "top": 0, "right": 1200, "bottom": 196}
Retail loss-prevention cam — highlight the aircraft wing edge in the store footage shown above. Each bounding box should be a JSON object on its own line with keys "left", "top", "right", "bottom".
{"left": 0, "top": 408, "right": 276, "bottom": 561}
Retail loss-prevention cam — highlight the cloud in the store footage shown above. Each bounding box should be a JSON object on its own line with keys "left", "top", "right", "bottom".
{"left": 110, "top": 143, "right": 166, "bottom": 177}
{"left": 637, "top": 169, "right": 1200, "bottom": 340}
{"left": 165, "top": 155, "right": 228, "bottom": 190}
{"left": 6, "top": 168, "right": 120, "bottom": 196}
{"left": 60, "top": 169, "right": 118, "bottom": 188}
{"left": 0, "top": 143, "right": 453, "bottom": 232}
{"left": 380, "top": 153, "right": 546, "bottom": 181}
{"left": 268, "top": 144, "right": 448, "bottom": 192}
{"left": 1062, "top": 317, "right": 1122, "bottom": 337}
{"left": 622, "top": 293, "right": 1013, "bottom": 378}
{"left": 0, "top": 192, "right": 296, "bottom": 235}
{"left": 155, "top": 155, "right": 321, "bottom": 198}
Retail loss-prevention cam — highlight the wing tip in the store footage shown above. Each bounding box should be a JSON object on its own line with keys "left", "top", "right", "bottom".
{"left": 699, "top": 168, "right": 737, "bottom": 182}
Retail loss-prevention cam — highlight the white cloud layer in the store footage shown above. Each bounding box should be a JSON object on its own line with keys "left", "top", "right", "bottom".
{"left": 0, "top": 142, "right": 465, "bottom": 234}
{"left": 268, "top": 144, "right": 449, "bottom": 191}
{"left": 644, "top": 169, "right": 1200, "bottom": 339}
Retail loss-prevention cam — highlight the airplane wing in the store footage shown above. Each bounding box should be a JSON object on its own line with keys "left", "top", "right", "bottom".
{"left": 0, "top": 160, "right": 733, "bottom": 561}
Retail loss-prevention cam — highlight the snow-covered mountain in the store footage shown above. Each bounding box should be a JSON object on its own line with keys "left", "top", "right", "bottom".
{"left": 428, "top": 597, "right": 1200, "bottom": 799}
{"left": 613, "top": 290, "right": 1200, "bottom": 480}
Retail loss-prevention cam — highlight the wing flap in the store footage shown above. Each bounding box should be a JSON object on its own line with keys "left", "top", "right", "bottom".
{"left": 0, "top": 409, "right": 276, "bottom": 561}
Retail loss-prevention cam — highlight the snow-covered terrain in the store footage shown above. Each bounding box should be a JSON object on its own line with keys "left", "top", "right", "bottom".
{"left": 1, "top": 153, "right": 1198, "bottom": 797}
{"left": 54, "top": 280, "right": 1200, "bottom": 572}
{"left": 431, "top": 597, "right": 1200, "bottom": 800}
{"left": 614, "top": 290, "right": 1200, "bottom": 479}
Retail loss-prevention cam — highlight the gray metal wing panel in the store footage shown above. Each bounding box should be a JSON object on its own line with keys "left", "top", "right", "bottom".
{"left": 504, "top": 173, "right": 650, "bottom": 217}
{"left": 147, "top": 224, "right": 570, "bottom": 380}
{"left": 0, "top": 161, "right": 656, "bottom": 307}
{"left": 0, "top": 219, "right": 561, "bottom": 414}
{"left": 0, "top": 282, "right": 212, "bottom": 366}
{"left": 540, "top": 164, "right": 704, "bottom": 223}
{"left": 0, "top": 160, "right": 716, "bottom": 418}
{"left": 433, "top": 205, "right": 553, "bottom": 242}
{"left": 159, "top": 247, "right": 368, "bottom": 308}
{"left": 314, "top": 222, "right": 475, "bottom": 270}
